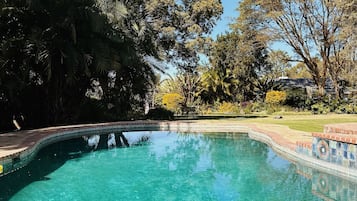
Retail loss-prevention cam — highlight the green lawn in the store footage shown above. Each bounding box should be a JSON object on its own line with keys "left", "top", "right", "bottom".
{"left": 239, "top": 114, "right": 357, "bottom": 132}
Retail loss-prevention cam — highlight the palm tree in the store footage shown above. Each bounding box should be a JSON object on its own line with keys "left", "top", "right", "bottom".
{"left": 198, "top": 68, "right": 239, "bottom": 104}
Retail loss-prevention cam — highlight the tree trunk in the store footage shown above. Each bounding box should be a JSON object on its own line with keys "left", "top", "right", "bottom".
{"left": 317, "top": 84, "right": 325, "bottom": 98}
{"left": 332, "top": 79, "right": 341, "bottom": 100}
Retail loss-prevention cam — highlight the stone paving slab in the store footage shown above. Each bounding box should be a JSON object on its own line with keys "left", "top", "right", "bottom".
{"left": 242, "top": 123, "right": 313, "bottom": 150}
{"left": 324, "top": 123, "right": 357, "bottom": 135}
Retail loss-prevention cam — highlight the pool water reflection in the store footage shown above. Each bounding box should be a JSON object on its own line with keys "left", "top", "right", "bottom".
{"left": 0, "top": 131, "right": 355, "bottom": 200}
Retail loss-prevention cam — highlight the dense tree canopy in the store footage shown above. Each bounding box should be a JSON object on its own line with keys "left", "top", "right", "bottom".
{"left": 1, "top": 0, "right": 355, "bottom": 127}
{"left": 237, "top": 0, "right": 356, "bottom": 98}
{"left": 0, "top": 0, "right": 222, "bottom": 131}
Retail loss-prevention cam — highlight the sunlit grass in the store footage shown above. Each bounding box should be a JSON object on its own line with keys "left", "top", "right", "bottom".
{"left": 239, "top": 114, "right": 357, "bottom": 132}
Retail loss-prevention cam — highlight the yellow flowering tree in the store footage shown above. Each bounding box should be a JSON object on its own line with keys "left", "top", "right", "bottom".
{"left": 265, "top": 90, "right": 287, "bottom": 105}
{"left": 162, "top": 93, "right": 184, "bottom": 113}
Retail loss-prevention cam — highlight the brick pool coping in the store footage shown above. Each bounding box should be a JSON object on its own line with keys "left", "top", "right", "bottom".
{"left": 0, "top": 120, "right": 356, "bottom": 181}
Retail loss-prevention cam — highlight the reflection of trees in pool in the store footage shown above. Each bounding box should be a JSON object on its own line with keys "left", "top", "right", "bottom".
{"left": 147, "top": 133, "right": 209, "bottom": 199}
{"left": 207, "top": 134, "right": 270, "bottom": 199}
{"left": 0, "top": 137, "right": 87, "bottom": 200}
{"left": 0, "top": 132, "right": 339, "bottom": 200}
{"left": 201, "top": 134, "right": 317, "bottom": 200}
{"left": 139, "top": 133, "right": 273, "bottom": 200}
{"left": 256, "top": 162, "right": 314, "bottom": 200}
{"left": 133, "top": 133, "right": 316, "bottom": 200}
{"left": 0, "top": 131, "right": 149, "bottom": 200}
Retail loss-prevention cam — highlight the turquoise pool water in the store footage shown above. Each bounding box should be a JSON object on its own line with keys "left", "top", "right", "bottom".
{"left": 1, "top": 131, "right": 354, "bottom": 200}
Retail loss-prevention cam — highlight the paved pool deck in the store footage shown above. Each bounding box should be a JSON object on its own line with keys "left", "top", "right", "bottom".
{"left": 0, "top": 120, "right": 356, "bottom": 179}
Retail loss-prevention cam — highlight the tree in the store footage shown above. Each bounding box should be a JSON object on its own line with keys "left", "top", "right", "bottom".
{"left": 335, "top": 0, "right": 357, "bottom": 88}
{"left": 207, "top": 31, "right": 258, "bottom": 102}
{"left": 265, "top": 90, "right": 287, "bottom": 105}
{"left": 0, "top": 0, "right": 223, "bottom": 130}
{"left": 162, "top": 93, "right": 184, "bottom": 113}
{"left": 0, "top": 0, "right": 155, "bottom": 126}
{"left": 232, "top": 0, "right": 274, "bottom": 102}
{"left": 286, "top": 63, "right": 312, "bottom": 79}
{"left": 267, "top": 50, "right": 291, "bottom": 79}
{"left": 142, "top": 0, "right": 223, "bottom": 72}
{"left": 244, "top": 0, "right": 355, "bottom": 98}
{"left": 199, "top": 67, "right": 239, "bottom": 104}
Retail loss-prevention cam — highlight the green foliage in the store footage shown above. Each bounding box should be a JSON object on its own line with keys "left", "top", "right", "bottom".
{"left": 250, "top": 102, "right": 266, "bottom": 113}
{"left": 267, "top": 50, "right": 291, "bottom": 78}
{"left": 146, "top": 108, "right": 174, "bottom": 120}
{"left": 78, "top": 99, "right": 109, "bottom": 123}
{"left": 205, "top": 30, "right": 267, "bottom": 102}
{"left": 217, "top": 102, "right": 240, "bottom": 114}
{"left": 311, "top": 102, "right": 331, "bottom": 114}
{"left": 199, "top": 67, "right": 238, "bottom": 103}
{"left": 240, "top": 101, "right": 253, "bottom": 114}
{"left": 309, "top": 96, "right": 357, "bottom": 115}
{"left": 335, "top": 103, "right": 357, "bottom": 114}
{"left": 285, "top": 88, "right": 309, "bottom": 108}
{"left": 265, "top": 91, "right": 287, "bottom": 105}
{"left": 162, "top": 93, "right": 184, "bottom": 112}
{"left": 286, "top": 63, "right": 312, "bottom": 79}
{"left": 199, "top": 104, "right": 214, "bottom": 114}
{"left": 0, "top": 0, "right": 223, "bottom": 130}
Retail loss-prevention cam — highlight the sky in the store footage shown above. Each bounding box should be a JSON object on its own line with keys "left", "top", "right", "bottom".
{"left": 210, "top": 0, "right": 294, "bottom": 55}
{"left": 210, "top": 0, "right": 240, "bottom": 39}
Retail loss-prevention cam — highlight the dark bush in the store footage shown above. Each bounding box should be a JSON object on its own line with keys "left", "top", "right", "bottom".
{"left": 146, "top": 107, "right": 174, "bottom": 120}
{"left": 285, "top": 88, "right": 308, "bottom": 108}
{"left": 311, "top": 102, "right": 331, "bottom": 114}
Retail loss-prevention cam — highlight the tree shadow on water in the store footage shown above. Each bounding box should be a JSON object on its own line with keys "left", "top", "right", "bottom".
{"left": 0, "top": 132, "right": 144, "bottom": 200}
{"left": 0, "top": 138, "right": 90, "bottom": 200}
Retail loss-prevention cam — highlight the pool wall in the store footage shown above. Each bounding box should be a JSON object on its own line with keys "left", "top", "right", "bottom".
{"left": 249, "top": 129, "right": 357, "bottom": 182}
{"left": 1, "top": 121, "right": 357, "bottom": 181}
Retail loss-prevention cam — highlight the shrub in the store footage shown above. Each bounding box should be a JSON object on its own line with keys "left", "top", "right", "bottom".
{"left": 146, "top": 107, "right": 174, "bottom": 120}
{"left": 162, "top": 93, "right": 184, "bottom": 112}
{"left": 265, "top": 90, "right": 287, "bottom": 105}
{"left": 285, "top": 88, "right": 308, "bottom": 108}
{"left": 218, "top": 102, "right": 239, "bottom": 113}
{"left": 199, "top": 104, "right": 214, "bottom": 114}
{"left": 335, "top": 103, "right": 357, "bottom": 114}
{"left": 311, "top": 102, "right": 331, "bottom": 114}
{"left": 250, "top": 102, "right": 266, "bottom": 113}
{"left": 241, "top": 101, "right": 253, "bottom": 114}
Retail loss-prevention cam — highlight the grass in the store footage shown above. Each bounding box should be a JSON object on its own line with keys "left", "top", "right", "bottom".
{"left": 239, "top": 113, "right": 357, "bottom": 132}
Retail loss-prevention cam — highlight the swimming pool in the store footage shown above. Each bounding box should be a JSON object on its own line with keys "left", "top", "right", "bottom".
{"left": 0, "top": 131, "right": 355, "bottom": 200}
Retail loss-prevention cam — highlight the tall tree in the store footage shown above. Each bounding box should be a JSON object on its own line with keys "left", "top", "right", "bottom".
{"left": 233, "top": 0, "right": 273, "bottom": 101}
{"left": 0, "top": 0, "right": 223, "bottom": 130}
{"left": 199, "top": 67, "right": 239, "bottom": 103}
{"left": 241, "top": 0, "right": 355, "bottom": 98}
{"left": 267, "top": 50, "right": 291, "bottom": 79}
{"left": 334, "top": 0, "right": 357, "bottom": 88}
{"left": 286, "top": 63, "right": 312, "bottom": 79}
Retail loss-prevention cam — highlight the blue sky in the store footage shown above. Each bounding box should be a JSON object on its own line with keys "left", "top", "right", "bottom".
{"left": 210, "top": 0, "right": 294, "bottom": 55}
{"left": 210, "top": 0, "right": 240, "bottom": 39}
